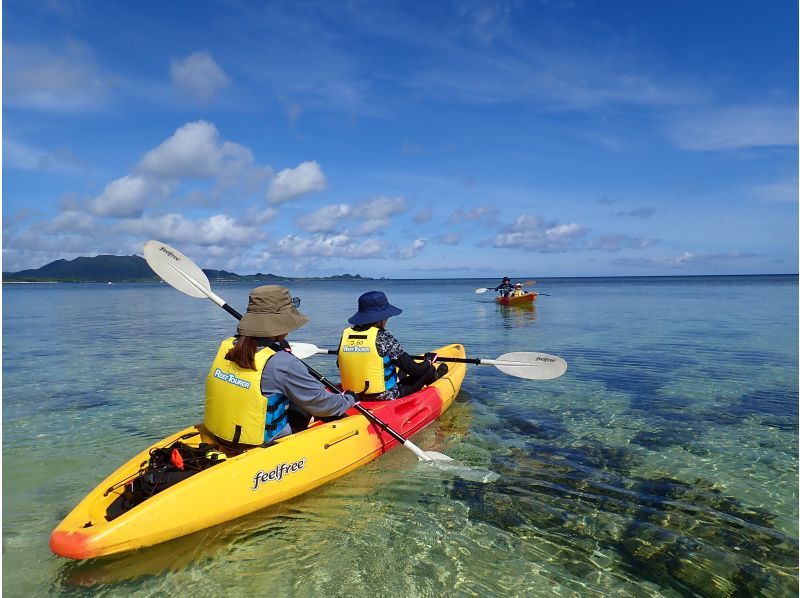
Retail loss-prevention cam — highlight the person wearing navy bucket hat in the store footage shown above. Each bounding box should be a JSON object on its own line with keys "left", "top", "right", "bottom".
{"left": 337, "top": 291, "right": 448, "bottom": 401}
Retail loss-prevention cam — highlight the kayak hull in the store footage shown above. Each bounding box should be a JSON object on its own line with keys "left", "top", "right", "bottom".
{"left": 495, "top": 293, "right": 536, "bottom": 306}
{"left": 50, "top": 343, "right": 466, "bottom": 560}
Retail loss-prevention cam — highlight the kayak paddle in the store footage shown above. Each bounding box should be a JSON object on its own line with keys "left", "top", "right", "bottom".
{"left": 290, "top": 342, "right": 567, "bottom": 380}
{"left": 143, "top": 240, "right": 453, "bottom": 463}
{"left": 475, "top": 281, "right": 538, "bottom": 294}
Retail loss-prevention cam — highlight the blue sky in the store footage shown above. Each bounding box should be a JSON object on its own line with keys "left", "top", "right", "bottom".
{"left": 4, "top": 0, "right": 797, "bottom": 277}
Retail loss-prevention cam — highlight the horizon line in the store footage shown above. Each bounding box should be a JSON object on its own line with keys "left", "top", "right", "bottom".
{"left": 4, "top": 272, "right": 797, "bottom": 284}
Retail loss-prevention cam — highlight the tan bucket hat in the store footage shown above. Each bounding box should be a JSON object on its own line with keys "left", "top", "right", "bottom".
{"left": 236, "top": 285, "right": 308, "bottom": 337}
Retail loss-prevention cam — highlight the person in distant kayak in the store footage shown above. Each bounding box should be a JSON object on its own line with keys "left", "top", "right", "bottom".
{"left": 511, "top": 283, "right": 526, "bottom": 297}
{"left": 205, "top": 285, "right": 356, "bottom": 447}
{"left": 494, "top": 276, "right": 514, "bottom": 297}
{"left": 337, "top": 291, "right": 448, "bottom": 401}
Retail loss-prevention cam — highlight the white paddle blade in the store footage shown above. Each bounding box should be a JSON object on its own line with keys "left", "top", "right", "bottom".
{"left": 493, "top": 352, "right": 568, "bottom": 380}
{"left": 144, "top": 240, "right": 211, "bottom": 299}
{"left": 289, "top": 342, "right": 323, "bottom": 359}
{"left": 421, "top": 451, "right": 454, "bottom": 461}
{"left": 424, "top": 460, "right": 500, "bottom": 483}
{"left": 475, "top": 288, "right": 491, "bottom": 294}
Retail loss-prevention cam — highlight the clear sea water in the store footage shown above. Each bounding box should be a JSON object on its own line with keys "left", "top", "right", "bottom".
{"left": 3, "top": 275, "right": 798, "bottom": 597}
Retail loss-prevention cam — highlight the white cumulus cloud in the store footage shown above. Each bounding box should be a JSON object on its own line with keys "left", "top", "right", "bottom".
{"left": 295, "top": 197, "right": 407, "bottom": 236}
{"left": 276, "top": 234, "right": 385, "bottom": 258}
{"left": 353, "top": 196, "right": 407, "bottom": 234}
{"left": 297, "top": 204, "right": 352, "bottom": 233}
{"left": 87, "top": 175, "right": 172, "bottom": 218}
{"left": 49, "top": 210, "right": 97, "bottom": 234}
{"left": 170, "top": 51, "right": 230, "bottom": 101}
{"left": 267, "top": 161, "right": 327, "bottom": 203}
{"left": 115, "top": 213, "right": 262, "bottom": 246}
{"left": 396, "top": 238, "right": 426, "bottom": 259}
{"left": 491, "top": 213, "right": 589, "bottom": 252}
{"left": 138, "top": 120, "right": 255, "bottom": 180}
{"left": 354, "top": 196, "right": 406, "bottom": 220}
{"left": 242, "top": 206, "right": 279, "bottom": 226}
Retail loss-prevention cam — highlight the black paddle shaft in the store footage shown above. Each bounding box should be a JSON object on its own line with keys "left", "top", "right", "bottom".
{"left": 223, "top": 303, "right": 244, "bottom": 319}
{"left": 410, "top": 355, "right": 482, "bottom": 365}
{"left": 295, "top": 359, "right": 410, "bottom": 445}
{"left": 317, "top": 348, "right": 483, "bottom": 366}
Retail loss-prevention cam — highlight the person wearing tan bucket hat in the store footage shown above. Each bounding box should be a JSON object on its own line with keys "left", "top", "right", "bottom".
{"left": 204, "top": 285, "right": 356, "bottom": 447}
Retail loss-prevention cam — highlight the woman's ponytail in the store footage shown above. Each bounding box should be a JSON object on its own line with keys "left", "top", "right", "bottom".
{"left": 225, "top": 335, "right": 258, "bottom": 370}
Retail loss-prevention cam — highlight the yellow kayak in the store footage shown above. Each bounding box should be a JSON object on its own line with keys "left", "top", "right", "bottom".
{"left": 50, "top": 343, "right": 466, "bottom": 560}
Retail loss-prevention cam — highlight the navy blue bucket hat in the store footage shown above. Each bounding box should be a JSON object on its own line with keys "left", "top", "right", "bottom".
{"left": 348, "top": 291, "right": 402, "bottom": 325}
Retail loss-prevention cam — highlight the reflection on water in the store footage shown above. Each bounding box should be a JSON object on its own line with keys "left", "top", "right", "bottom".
{"left": 3, "top": 276, "right": 798, "bottom": 596}
{"left": 497, "top": 302, "right": 537, "bottom": 329}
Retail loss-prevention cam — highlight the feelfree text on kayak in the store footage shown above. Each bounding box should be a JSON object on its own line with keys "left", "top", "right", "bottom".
{"left": 252, "top": 458, "right": 307, "bottom": 490}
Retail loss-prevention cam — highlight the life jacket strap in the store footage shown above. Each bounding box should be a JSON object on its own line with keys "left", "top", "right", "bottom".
{"left": 232, "top": 425, "right": 242, "bottom": 447}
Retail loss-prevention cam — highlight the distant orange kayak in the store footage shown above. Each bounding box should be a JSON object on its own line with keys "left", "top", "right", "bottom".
{"left": 495, "top": 293, "right": 536, "bottom": 306}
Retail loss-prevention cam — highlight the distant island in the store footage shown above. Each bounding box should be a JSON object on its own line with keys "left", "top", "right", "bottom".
{"left": 2, "top": 255, "right": 372, "bottom": 283}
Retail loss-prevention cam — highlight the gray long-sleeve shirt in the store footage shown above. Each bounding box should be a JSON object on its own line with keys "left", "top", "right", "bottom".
{"left": 261, "top": 350, "right": 355, "bottom": 438}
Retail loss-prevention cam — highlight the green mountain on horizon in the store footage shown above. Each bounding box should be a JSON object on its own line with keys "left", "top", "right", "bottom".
{"left": 2, "top": 255, "right": 371, "bottom": 283}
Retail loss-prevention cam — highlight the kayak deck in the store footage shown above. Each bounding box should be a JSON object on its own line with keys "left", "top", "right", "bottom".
{"left": 50, "top": 343, "right": 466, "bottom": 560}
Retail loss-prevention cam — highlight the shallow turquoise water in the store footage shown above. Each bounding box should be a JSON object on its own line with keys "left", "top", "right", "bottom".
{"left": 3, "top": 276, "right": 798, "bottom": 596}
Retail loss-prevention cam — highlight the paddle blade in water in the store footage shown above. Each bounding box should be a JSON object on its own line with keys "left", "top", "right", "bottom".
{"left": 494, "top": 352, "right": 567, "bottom": 380}
{"left": 421, "top": 451, "right": 453, "bottom": 461}
{"left": 143, "top": 241, "right": 211, "bottom": 299}
{"left": 420, "top": 459, "right": 500, "bottom": 483}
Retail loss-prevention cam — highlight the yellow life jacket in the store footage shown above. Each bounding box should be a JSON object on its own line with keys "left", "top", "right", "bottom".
{"left": 338, "top": 326, "right": 398, "bottom": 395}
{"left": 204, "top": 337, "right": 289, "bottom": 446}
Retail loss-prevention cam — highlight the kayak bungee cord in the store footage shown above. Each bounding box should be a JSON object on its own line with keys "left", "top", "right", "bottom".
{"left": 103, "top": 431, "right": 201, "bottom": 496}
